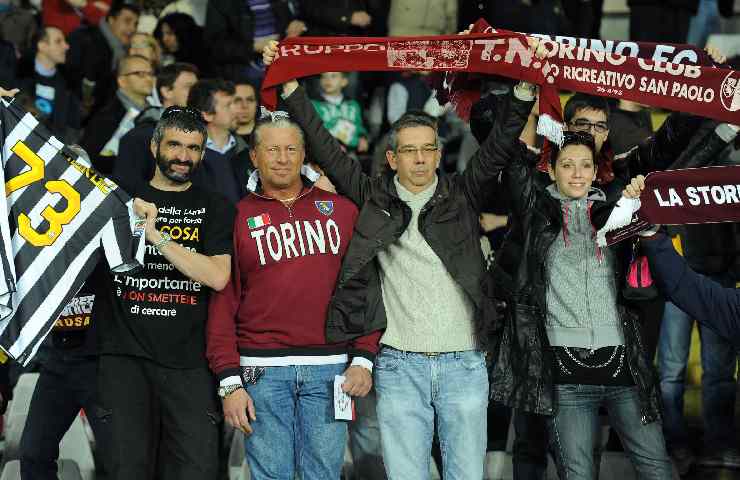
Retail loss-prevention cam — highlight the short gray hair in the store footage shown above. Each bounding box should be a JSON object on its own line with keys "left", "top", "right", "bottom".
{"left": 387, "top": 110, "right": 440, "bottom": 152}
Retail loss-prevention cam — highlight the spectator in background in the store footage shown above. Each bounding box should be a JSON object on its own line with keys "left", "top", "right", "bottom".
{"left": 79, "top": 54, "right": 153, "bottom": 174}
{"left": 204, "top": 0, "right": 305, "bottom": 84}
{"left": 302, "top": 0, "right": 377, "bottom": 36}
{"left": 129, "top": 32, "right": 161, "bottom": 69}
{"left": 187, "top": 79, "right": 252, "bottom": 204}
{"left": 115, "top": 62, "right": 198, "bottom": 195}
{"left": 15, "top": 26, "right": 81, "bottom": 144}
{"left": 159, "top": 0, "right": 208, "bottom": 27}
{"left": 608, "top": 100, "right": 654, "bottom": 156}
{"left": 0, "top": 0, "right": 37, "bottom": 58}
{"left": 129, "top": 0, "right": 171, "bottom": 33}
{"left": 312, "top": 72, "right": 369, "bottom": 154}
{"left": 42, "top": 0, "right": 110, "bottom": 36}
{"left": 388, "top": 0, "right": 456, "bottom": 36}
{"left": 231, "top": 80, "right": 258, "bottom": 147}
{"left": 629, "top": 0, "right": 698, "bottom": 43}
{"left": 458, "top": 0, "right": 564, "bottom": 36}
{"left": 386, "top": 72, "right": 444, "bottom": 125}
{"left": 590, "top": 0, "right": 605, "bottom": 37}
{"left": 66, "top": 2, "right": 140, "bottom": 118}
{"left": 687, "top": 0, "right": 735, "bottom": 47}
{"left": 153, "top": 13, "right": 210, "bottom": 74}
{"left": 561, "top": 0, "right": 597, "bottom": 37}
{"left": 0, "top": 39, "right": 15, "bottom": 86}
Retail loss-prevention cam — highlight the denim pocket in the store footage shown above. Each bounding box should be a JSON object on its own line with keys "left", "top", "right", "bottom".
{"left": 461, "top": 351, "right": 486, "bottom": 370}
{"left": 374, "top": 349, "right": 400, "bottom": 372}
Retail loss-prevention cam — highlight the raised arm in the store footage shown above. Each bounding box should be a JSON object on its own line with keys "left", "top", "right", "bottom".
{"left": 282, "top": 84, "right": 376, "bottom": 206}
{"left": 460, "top": 82, "right": 536, "bottom": 212}
{"left": 262, "top": 39, "right": 376, "bottom": 206}
{"left": 642, "top": 233, "right": 740, "bottom": 350}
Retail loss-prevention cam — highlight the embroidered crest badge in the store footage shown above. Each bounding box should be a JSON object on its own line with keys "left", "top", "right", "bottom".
{"left": 315, "top": 200, "right": 334, "bottom": 216}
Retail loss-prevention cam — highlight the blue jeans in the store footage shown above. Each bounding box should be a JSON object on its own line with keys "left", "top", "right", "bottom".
{"left": 658, "top": 300, "right": 737, "bottom": 450}
{"left": 549, "top": 385, "right": 673, "bottom": 480}
{"left": 348, "top": 389, "right": 387, "bottom": 479}
{"left": 374, "top": 347, "right": 489, "bottom": 480}
{"left": 687, "top": 0, "right": 720, "bottom": 47}
{"left": 243, "top": 363, "right": 348, "bottom": 480}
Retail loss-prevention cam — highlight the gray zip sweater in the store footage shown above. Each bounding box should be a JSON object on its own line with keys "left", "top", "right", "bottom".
{"left": 544, "top": 185, "right": 625, "bottom": 349}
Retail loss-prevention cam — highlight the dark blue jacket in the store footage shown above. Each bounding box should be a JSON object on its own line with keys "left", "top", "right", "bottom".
{"left": 643, "top": 233, "right": 740, "bottom": 350}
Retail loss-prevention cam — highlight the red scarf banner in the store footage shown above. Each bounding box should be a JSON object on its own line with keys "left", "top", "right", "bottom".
{"left": 640, "top": 165, "right": 740, "bottom": 224}
{"left": 261, "top": 20, "right": 740, "bottom": 140}
{"left": 597, "top": 166, "right": 740, "bottom": 246}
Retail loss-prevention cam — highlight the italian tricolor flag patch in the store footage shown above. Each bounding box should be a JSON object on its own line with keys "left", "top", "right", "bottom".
{"left": 247, "top": 213, "right": 271, "bottom": 229}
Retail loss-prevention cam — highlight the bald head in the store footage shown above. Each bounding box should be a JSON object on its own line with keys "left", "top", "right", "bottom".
{"left": 117, "top": 55, "right": 154, "bottom": 105}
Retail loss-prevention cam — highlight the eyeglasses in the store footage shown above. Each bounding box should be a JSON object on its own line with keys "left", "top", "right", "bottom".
{"left": 569, "top": 119, "right": 609, "bottom": 134}
{"left": 120, "top": 70, "right": 154, "bottom": 78}
{"left": 396, "top": 146, "right": 439, "bottom": 157}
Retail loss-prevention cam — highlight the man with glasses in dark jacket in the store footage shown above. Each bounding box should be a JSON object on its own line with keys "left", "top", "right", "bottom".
{"left": 263, "top": 39, "right": 539, "bottom": 480}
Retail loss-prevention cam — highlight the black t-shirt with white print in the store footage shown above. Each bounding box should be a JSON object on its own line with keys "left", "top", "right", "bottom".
{"left": 96, "top": 184, "right": 235, "bottom": 368}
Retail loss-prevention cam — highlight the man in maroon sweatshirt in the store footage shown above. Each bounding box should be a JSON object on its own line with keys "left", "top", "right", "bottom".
{"left": 206, "top": 114, "right": 381, "bottom": 480}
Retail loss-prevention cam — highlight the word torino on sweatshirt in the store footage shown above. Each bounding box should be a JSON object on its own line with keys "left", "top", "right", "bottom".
{"left": 250, "top": 217, "right": 343, "bottom": 266}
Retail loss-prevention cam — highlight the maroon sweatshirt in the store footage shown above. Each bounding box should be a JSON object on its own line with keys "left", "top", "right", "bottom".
{"left": 207, "top": 185, "right": 382, "bottom": 381}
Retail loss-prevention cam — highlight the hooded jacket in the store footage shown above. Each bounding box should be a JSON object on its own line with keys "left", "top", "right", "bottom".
{"left": 283, "top": 85, "right": 535, "bottom": 351}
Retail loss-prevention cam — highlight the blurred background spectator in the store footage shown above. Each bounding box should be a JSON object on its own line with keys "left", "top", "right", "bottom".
{"left": 41, "top": 0, "right": 109, "bottom": 36}
{"left": 153, "top": 12, "right": 209, "bottom": 73}
{"left": 204, "top": 0, "right": 304, "bottom": 84}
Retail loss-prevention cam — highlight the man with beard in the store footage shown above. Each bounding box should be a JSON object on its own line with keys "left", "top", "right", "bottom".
{"left": 92, "top": 105, "right": 236, "bottom": 480}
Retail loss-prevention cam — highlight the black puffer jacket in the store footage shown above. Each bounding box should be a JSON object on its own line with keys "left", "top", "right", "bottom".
{"left": 284, "top": 85, "right": 534, "bottom": 350}
{"left": 488, "top": 147, "right": 662, "bottom": 422}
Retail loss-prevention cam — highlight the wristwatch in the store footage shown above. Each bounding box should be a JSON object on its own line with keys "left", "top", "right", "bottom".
{"left": 153, "top": 231, "right": 172, "bottom": 252}
{"left": 217, "top": 384, "right": 244, "bottom": 399}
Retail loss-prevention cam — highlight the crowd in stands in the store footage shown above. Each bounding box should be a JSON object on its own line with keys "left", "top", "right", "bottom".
{"left": 0, "top": 0, "right": 739, "bottom": 479}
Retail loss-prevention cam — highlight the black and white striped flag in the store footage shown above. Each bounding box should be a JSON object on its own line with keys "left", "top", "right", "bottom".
{"left": 0, "top": 97, "right": 145, "bottom": 365}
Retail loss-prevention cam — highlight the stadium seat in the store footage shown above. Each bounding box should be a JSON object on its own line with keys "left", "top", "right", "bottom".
{"left": 3, "top": 373, "right": 40, "bottom": 462}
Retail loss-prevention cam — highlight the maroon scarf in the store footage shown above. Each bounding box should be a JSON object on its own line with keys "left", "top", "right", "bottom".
{"left": 640, "top": 165, "right": 740, "bottom": 224}
{"left": 262, "top": 20, "right": 740, "bottom": 140}
{"left": 599, "top": 166, "right": 740, "bottom": 246}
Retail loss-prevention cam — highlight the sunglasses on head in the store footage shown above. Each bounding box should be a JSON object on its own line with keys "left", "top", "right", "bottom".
{"left": 161, "top": 106, "right": 204, "bottom": 123}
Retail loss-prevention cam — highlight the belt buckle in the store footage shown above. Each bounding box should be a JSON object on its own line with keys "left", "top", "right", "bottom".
{"left": 423, "top": 351, "right": 440, "bottom": 357}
